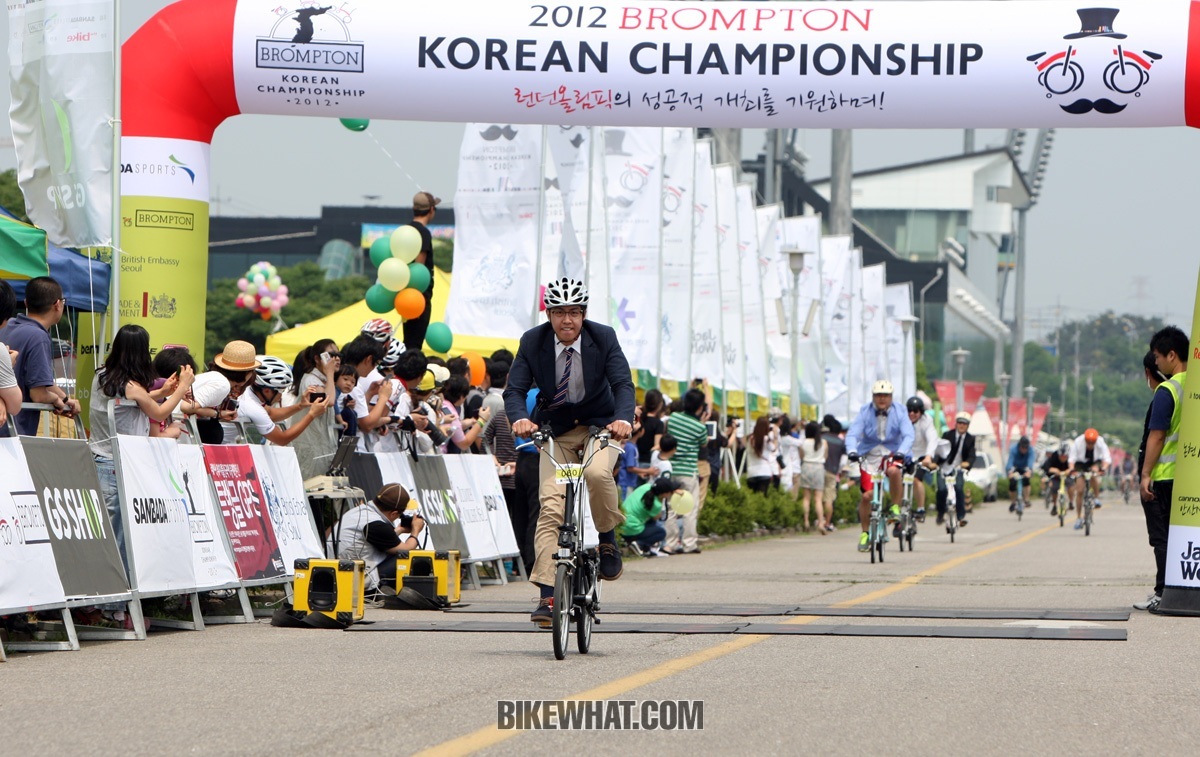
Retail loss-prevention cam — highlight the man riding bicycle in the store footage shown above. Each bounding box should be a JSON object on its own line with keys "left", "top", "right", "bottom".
{"left": 906, "top": 396, "right": 938, "bottom": 525}
{"left": 504, "top": 278, "right": 636, "bottom": 627}
{"left": 1068, "top": 428, "right": 1111, "bottom": 530}
{"left": 1007, "top": 435, "right": 1037, "bottom": 512}
{"left": 1041, "top": 442, "right": 1071, "bottom": 516}
{"left": 844, "top": 380, "right": 915, "bottom": 553}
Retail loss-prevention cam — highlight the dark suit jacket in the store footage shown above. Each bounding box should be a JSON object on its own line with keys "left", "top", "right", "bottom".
{"left": 503, "top": 320, "right": 636, "bottom": 436}
{"left": 939, "top": 429, "right": 976, "bottom": 470}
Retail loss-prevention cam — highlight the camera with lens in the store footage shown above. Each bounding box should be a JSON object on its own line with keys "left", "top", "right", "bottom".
{"left": 399, "top": 510, "right": 422, "bottom": 530}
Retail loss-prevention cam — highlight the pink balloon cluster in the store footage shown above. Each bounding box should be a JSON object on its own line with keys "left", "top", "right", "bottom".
{"left": 235, "top": 261, "right": 289, "bottom": 321}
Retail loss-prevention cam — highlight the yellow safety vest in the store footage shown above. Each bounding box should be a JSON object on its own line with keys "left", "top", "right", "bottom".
{"left": 1152, "top": 370, "right": 1186, "bottom": 482}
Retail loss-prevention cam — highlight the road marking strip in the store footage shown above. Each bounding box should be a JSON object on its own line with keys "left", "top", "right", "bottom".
{"left": 414, "top": 523, "right": 1058, "bottom": 757}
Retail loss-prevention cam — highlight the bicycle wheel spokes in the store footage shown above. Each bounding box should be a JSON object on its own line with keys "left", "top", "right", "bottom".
{"left": 552, "top": 562, "right": 571, "bottom": 660}
{"left": 576, "top": 556, "right": 595, "bottom": 654}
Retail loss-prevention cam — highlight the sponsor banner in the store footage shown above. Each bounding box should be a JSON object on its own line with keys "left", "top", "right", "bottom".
{"left": 177, "top": 446, "right": 241, "bottom": 589}
{"left": 20, "top": 437, "right": 128, "bottom": 599}
{"left": 120, "top": 136, "right": 209, "bottom": 203}
{"left": 116, "top": 436, "right": 206, "bottom": 593}
{"left": 861, "top": 264, "right": 887, "bottom": 384}
{"left": 7, "top": 0, "right": 114, "bottom": 247}
{"left": 713, "top": 164, "right": 743, "bottom": 394}
{"left": 230, "top": 1, "right": 1191, "bottom": 129}
{"left": 457, "top": 455, "right": 521, "bottom": 558}
{"left": 546, "top": 125, "right": 593, "bottom": 280}
{"left": 884, "top": 283, "right": 915, "bottom": 401}
{"left": 659, "top": 127, "right": 695, "bottom": 381}
{"left": 983, "top": 398, "right": 1004, "bottom": 449}
{"left": 446, "top": 124, "right": 542, "bottom": 338}
{"left": 407, "top": 454, "right": 471, "bottom": 557}
{"left": 1166, "top": 525, "right": 1200, "bottom": 587}
{"left": 441, "top": 456, "right": 503, "bottom": 561}
{"left": 780, "top": 216, "right": 823, "bottom": 405}
{"left": 962, "top": 381, "right": 987, "bottom": 415}
{"left": 1008, "top": 398, "right": 1028, "bottom": 439}
{"left": 758, "top": 205, "right": 789, "bottom": 395}
{"left": 736, "top": 183, "right": 769, "bottom": 399}
{"left": 604, "top": 127, "right": 663, "bottom": 372}
{"left": 249, "top": 446, "right": 325, "bottom": 575}
{"left": 819, "top": 236, "right": 852, "bottom": 419}
{"left": 373, "top": 451, "right": 438, "bottom": 550}
{"left": 202, "top": 445, "right": 285, "bottom": 581}
{"left": 0, "top": 438, "right": 67, "bottom": 613}
{"left": 689, "top": 139, "right": 721, "bottom": 384}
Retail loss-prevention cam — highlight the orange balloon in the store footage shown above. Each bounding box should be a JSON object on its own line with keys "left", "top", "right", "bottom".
{"left": 394, "top": 288, "right": 426, "bottom": 320}
{"left": 463, "top": 352, "right": 486, "bottom": 386}
{"left": 260, "top": 310, "right": 272, "bottom": 321}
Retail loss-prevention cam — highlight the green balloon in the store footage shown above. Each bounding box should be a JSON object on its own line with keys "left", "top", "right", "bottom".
{"left": 425, "top": 321, "right": 453, "bottom": 353}
{"left": 369, "top": 238, "right": 392, "bottom": 268}
{"left": 407, "top": 263, "right": 432, "bottom": 293}
{"left": 365, "top": 283, "right": 397, "bottom": 314}
{"left": 340, "top": 118, "right": 369, "bottom": 132}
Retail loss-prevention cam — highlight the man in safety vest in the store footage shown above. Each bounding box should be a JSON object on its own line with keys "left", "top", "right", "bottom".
{"left": 1136, "top": 326, "right": 1189, "bottom": 613}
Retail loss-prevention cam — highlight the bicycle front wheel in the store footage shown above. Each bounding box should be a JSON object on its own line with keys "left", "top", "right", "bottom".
{"left": 577, "top": 555, "right": 596, "bottom": 654}
{"left": 552, "top": 562, "right": 571, "bottom": 660}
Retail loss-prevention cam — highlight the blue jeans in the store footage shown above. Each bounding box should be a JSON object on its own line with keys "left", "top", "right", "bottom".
{"left": 93, "top": 454, "right": 128, "bottom": 572}
{"left": 625, "top": 521, "right": 666, "bottom": 552}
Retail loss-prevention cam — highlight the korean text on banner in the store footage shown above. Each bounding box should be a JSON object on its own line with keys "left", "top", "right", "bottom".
{"left": 21, "top": 437, "right": 129, "bottom": 599}
{"left": 249, "top": 446, "right": 325, "bottom": 575}
{"left": 7, "top": 0, "right": 113, "bottom": 247}
{"left": 690, "top": 140, "right": 722, "bottom": 384}
{"left": 0, "top": 438, "right": 67, "bottom": 613}
{"left": 203, "top": 444, "right": 285, "bottom": 581}
{"left": 447, "top": 123, "right": 543, "bottom": 338}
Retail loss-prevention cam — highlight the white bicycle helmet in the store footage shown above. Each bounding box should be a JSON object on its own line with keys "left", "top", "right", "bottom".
{"left": 361, "top": 318, "right": 394, "bottom": 343}
{"left": 381, "top": 338, "right": 406, "bottom": 367}
{"left": 255, "top": 355, "right": 293, "bottom": 389}
{"left": 543, "top": 277, "right": 589, "bottom": 309}
{"left": 871, "top": 379, "right": 894, "bottom": 395}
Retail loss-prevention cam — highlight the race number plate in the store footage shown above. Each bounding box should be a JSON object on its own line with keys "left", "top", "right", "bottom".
{"left": 555, "top": 464, "right": 583, "bottom": 483}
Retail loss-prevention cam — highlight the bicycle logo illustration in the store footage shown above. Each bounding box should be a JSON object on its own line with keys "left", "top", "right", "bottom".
{"left": 1027, "top": 7, "right": 1162, "bottom": 116}
{"left": 619, "top": 161, "right": 653, "bottom": 192}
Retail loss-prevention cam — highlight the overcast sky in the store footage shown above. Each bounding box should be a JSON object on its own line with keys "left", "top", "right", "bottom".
{"left": 2, "top": 1, "right": 1197, "bottom": 337}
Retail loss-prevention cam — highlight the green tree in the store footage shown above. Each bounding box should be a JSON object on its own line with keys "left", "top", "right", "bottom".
{"left": 205, "top": 261, "right": 371, "bottom": 361}
{"left": 0, "top": 168, "right": 29, "bottom": 221}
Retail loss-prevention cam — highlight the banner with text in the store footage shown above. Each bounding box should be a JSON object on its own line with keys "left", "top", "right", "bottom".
{"left": 441, "top": 456, "right": 503, "bottom": 562}
{"left": 0, "top": 438, "right": 67, "bottom": 613}
{"left": 659, "top": 127, "right": 696, "bottom": 382}
{"left": 249, "top": 446, "right": 325, "bottom": 574}
{"left": 457, "top": 455, "right": 522, "bottom": 558}
{"left": 202, "top": 444, "right": 285, "bottom": 582}
{"left": 714, "top": 164, "right": 743, "bottom": 396}
{"left": 177, "top": 445, "right": 242, "bottom": 590}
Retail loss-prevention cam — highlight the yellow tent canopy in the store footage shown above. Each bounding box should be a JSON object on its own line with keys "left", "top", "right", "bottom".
{"left": 264, "top": 268, "right": 520, "bottom": 361}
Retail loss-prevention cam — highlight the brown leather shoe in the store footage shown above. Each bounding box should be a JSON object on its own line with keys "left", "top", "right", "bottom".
{"left": 531, "top": 597, "right": 553, "bottom": 628}
{"left": 598, "top": 543, "right": 624, "bottom": 580}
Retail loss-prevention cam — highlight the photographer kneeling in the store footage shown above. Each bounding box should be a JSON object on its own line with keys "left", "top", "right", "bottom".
{"left": 337, "top": 483, "right": 424, "bottom": 594}
{"left": 621, "top": 477, "right": 683, "bottom": 557}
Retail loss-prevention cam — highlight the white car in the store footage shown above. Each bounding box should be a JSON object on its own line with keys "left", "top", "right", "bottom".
{"left": 967, "top": 451, "right": 1001, "bottom": 502}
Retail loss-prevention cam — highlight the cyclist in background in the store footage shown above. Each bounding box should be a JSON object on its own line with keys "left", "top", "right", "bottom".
{"left": 1041, "top": 442, "right": 1072, "bottom": 516}
{"left": 906, "top": 396, "right": 937, "bottom": 523}
{"left": 1068, "top": 428, "right": 1111, "bottom": 530}
{"left": 1006, "top": 436, "right": 1037, "bottom": 513}
{"left": 844, "top": 380, "right": 915, "bottom": 553}
{"left": 505, "top": 278, "right": 635, "bottom": 627}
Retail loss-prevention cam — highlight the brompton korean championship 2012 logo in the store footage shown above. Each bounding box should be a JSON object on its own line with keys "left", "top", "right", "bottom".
{"left": 256, "top": 4, "right": 363, "bottom": 73}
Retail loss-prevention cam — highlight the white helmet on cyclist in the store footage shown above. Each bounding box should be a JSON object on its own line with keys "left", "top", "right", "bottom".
{"left": 543, "top": 277, "right": 589, "bottom": 309}
{"left": 255, "top": 355, "right": 293, "bottom": 390}
{"left": 871, "top": 379, "right": 894, "bottom": 396}
{"left": 361, "top": 318, "right": 394, "bottom": 343}
{"left": 955, "top": 411, "right": 972, "bottom": 424}
{"left": 381, "top": 338, "right": 406, "bottom": 368}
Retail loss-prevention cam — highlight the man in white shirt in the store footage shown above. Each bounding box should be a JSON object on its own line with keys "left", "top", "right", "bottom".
{"left": 1068, "top": 428, "right": 1111, "bottom": 530}
{"left": 238, "top": 356, "right": 328, "bottom": 445}
{"left": 906, "top": 396, "right": 939, "bottom": 522}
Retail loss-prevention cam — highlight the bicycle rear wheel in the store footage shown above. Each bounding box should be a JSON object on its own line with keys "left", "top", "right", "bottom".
{"left": 1085, "top": 502, "right": 1093, "bottom": 536}
{"left": 576, "top": 554, "right": 596, "bottom": 654}
{"left": 869, "top": 517, "right": 879, "bottom": 564}
{"left": 552, "top": 562, "right": 571, "bottom": 660}
{"left": 898, "top": 513, "right": 907, "bottom": 552}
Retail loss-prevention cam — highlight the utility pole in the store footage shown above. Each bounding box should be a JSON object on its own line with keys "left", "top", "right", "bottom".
{"left": 1010, "top": 128, "right": 1055, "bottom": 399}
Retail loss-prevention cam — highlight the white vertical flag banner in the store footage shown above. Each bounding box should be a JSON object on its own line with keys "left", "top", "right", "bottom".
{"left": 604, "top": 127, "right": 663, "bottom": 373}
{"left": 585, "top": 128, "right": 610, "bottom": 319}
{"left": 713, "top": 165, "right": 744, "bottom": 396}
{"left": 862, "top": 264, "right": 888, "bottom": 383}
{"left": 821, "top": 236, "right": 853, "bottom": 420}
{"left": 447, "top": 123, "right": 543, "bottom": 338}
{"left": 847, "top": 250, "right": 867, "bottom": 418}
{"left": 885, "top": 283, "right": 916, "bottom": 400}
{"left": 781, "top": 216, "right": 824, "bottom": 405}
{"left": 757, "top": 205, "right": 788, "bottom": 396}
{"left": 540, "top": 133, "right": 565, "bottom": 282}
{"left": 545, "top": 125, "right": 592, "bottom": 280}
{"left": 6, "top": 0, "right": 113, "bottom": 246}
{"left": 659, "top": 127, "right": 695, "bottom": 382}
{"left": 736, "top": 184, "right": 770, "bottom": 400}
{"left": 0, "top": 437, "right": 67, "bottom": 613}
{"left": 690, "top": 140, "right": 722, "bottom": 385}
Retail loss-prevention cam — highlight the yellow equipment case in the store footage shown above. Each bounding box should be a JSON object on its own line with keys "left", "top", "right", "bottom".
{"left": 293, "top": 558, "right": 366, "bottom": 624}
{"left": 394, "top": 550, "right": 461, "bottom": 606}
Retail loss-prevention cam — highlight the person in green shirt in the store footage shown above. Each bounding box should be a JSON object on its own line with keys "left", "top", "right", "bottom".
{"left": 621, "top": 477, "right": 682, "bottom": 557}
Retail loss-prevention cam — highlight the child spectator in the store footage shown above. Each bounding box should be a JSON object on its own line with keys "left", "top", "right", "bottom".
{"left": 617, "top": 421, "right": 658, "bottom": 499}
{"left": 149, "top": 347, "right": 198, "bottom": 439}
{"left": 650, "top": 434, "right": 677, "bottom": 479}
{"left": 335, "top": 365, "right": 359, "bottom": 437}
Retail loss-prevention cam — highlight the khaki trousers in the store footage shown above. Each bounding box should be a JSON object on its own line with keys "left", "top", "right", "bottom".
{"left": 530, "top": 425, "right": 623, "bottom": 586}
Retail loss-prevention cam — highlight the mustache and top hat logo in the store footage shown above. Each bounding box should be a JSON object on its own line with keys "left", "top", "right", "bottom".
{"left": 1028, "top": 7, "right": 1162, "bottom": 116}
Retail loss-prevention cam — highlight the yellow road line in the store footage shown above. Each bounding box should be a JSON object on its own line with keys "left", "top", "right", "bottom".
{"left": 414, "top": 523, "right": 1057, "bottom": 757}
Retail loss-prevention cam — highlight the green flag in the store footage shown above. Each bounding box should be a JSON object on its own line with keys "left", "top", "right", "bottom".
{"left": 0, "top": 214, "right": 49, "bottom": 279}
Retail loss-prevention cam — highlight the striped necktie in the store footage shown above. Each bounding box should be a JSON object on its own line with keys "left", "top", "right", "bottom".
{"left": 550, "top": 347, "right": 574, "bottom": 408}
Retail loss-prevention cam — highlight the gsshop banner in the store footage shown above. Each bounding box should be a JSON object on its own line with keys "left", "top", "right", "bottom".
{"left": 0, "top": 438, "right": 67, "bottom": 613}
{"left": 20, "top": 437, "right": 129, "bottom": 599}
{"left": 407, "top": 454, "right": 471, "bottom": 557}
{"left": 202, "top": 444, "right": 285, "bottom": 581}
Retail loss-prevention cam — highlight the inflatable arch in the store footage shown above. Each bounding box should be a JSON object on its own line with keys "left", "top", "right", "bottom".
{"left": 120, "top": 0, "right": 1200, "bottom": 349}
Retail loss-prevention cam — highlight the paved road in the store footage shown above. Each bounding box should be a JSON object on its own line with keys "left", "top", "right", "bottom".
{"left": 4, "top": 491, "right": 1195, "bottom": 756}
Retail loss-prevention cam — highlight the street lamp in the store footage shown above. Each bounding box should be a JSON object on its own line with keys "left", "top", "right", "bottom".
{"left": 786, "top": 247, "right": 819, "bottom": 417}
{"left": 998, "top": 372, "right": 1011, "bottom": 453}
{"left": 896, "top": 315, "right": 919, "bottom": 400}
{"left": 951, "top": 347, "right": 971, "bottom": 416}
{"left": 1024, "top": 384, "right": 1037, "bottom": 437}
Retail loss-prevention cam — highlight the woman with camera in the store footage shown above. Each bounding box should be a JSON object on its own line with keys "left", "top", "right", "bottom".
{"left": 287, "top": 339, "right": 341, "bottom": 479}
{"left": 337, "top": 483, "right": 425, "bottom": 593}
